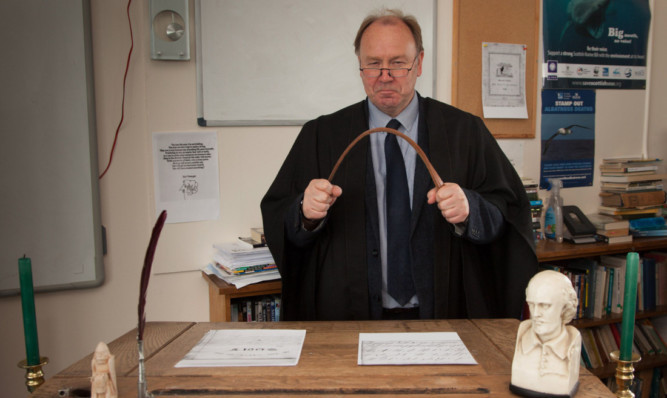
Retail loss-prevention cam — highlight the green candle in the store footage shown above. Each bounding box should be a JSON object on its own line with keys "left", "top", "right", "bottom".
{"left": 619, "top": 252, "right": 639, "bottom": 361}
{"left": 18, "top": 256, "right": 41, "bottom": 366}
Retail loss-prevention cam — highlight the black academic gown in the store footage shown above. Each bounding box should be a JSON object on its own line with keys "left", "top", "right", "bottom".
{"left": 261, "top": 95, "right": 537, "bottom": 321}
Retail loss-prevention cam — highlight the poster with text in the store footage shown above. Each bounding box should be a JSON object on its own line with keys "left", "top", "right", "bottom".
{"left": 540, "top": 90, "right": 595, "bottom": 189}
{"left": 481, "top": 42, "right": 528, "bottom": 119}
{"left": 153, "top": 131, "right": 220, "bottom": 223}
{"left": 542, "top": 0, "right": 650, "bottom": 89}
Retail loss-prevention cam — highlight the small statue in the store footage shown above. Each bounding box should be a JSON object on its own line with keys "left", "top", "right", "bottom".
{"left": 510, "top": 270, "right": 581, "bottom": 397}
{"left": 91, "top": 342, "right": 118, "bottom": 398}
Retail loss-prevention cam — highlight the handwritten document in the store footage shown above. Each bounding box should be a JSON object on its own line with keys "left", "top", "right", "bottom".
{"left": 175, "top": 329, "right": 306, "bottom": 367}
{"left": 358, "top": 332, "right": 477, "bottom": 365}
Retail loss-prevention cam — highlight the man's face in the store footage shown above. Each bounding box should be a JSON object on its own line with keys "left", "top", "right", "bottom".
{"left": 358, "top": 20, "right": 423, "bottom": 117}
{"left": 526, "top": 285, "right": 564, "bottom": 342}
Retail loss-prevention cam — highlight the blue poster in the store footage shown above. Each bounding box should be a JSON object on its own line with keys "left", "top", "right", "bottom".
{"left": 540, "top": 90, "right": 595, "bottom": 189}
{"left": 543, "top": 0, "right": 651, "bottom": 89}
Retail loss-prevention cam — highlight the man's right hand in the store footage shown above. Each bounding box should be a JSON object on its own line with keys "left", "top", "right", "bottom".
{"left": 302, "top": 179, "right": 343, "bottom": 221}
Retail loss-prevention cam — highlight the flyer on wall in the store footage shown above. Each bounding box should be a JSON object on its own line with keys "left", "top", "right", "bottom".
{"left": 540, "top": 90, "right": 595, "bottom": 190}
{"left": 152, "top": 131, "right": 220, "bottom": 223}
{"left": 542, "top": 0, "right": 650, "bottom": 89}
{"left": 481, "top": 42, "right": 528, "bottom": 119}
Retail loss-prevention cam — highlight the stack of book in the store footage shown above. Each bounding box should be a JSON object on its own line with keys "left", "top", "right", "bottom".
{"left": 586, "top": 213, "right": 632, "bottom": 245}
{"left": 598, "top": 157, "right": 666, "bottom": 220}
{"left": 523, "top": 178, "right": 543, "bottom": 241}
{"left": 629, "top": 216, "right": 667, "bottom": 237}
{"left": 204, "top": 230, "right": 280, "bottom": 288}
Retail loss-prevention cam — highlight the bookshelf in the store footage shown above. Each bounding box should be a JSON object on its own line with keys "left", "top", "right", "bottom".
{"left": 537, "top": 237, "right": 667, "bottom": 383}
{"left": 203, "top": 237, "right": 667, "bottom": 321}
{"left": 202, "top": 272, "right": 281, "bottom": 322}
{"left": 537, "top": 236, "right": 667, "bottom": 262}
{"left": 571, "top": 307, "right": 667, "bottom": 379}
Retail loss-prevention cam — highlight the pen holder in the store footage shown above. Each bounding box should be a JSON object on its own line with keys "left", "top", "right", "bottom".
{"left": 610, "top": 350, "right": 641, "bottom": 398}
{"left": 17, "top": 356, "right": 49, "bottom": 393}
{"left": 138, "top": 339, "right": 153, "bottom": 398}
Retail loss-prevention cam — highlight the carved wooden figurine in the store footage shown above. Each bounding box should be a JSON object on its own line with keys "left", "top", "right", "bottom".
{"left": 511, "top": 270, "right": 582, "bottom": 397}
{"left": 91, "top": 341, "right": 118, "bottom": 398}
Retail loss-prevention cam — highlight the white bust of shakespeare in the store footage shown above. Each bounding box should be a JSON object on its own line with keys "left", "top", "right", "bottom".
{"left": 510, "top": 270, "right": 581, "bottom": 397}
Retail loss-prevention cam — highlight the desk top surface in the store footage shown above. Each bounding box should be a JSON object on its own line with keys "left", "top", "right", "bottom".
{"left": 34, "top": 320, "right": 612, "bottom": 397}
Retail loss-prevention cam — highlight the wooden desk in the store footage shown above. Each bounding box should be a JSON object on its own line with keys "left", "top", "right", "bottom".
{"left": 33, "top": 320, "right": 612, "bottom": 397}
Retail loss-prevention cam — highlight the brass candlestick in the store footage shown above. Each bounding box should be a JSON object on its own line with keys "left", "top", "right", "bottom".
{"left": 17, "top": 356, "right": 49, "bottom": 393}
{"left": 610, "top": 350, "right": 641, "bottom": 398}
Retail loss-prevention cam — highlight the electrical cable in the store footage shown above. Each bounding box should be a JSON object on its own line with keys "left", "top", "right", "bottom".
{"left": 99, "top": 0, "right": 134, "bottom": 179}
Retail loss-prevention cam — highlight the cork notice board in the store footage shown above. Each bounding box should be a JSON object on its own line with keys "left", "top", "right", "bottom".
{"left": 452, "top": 0, "right": 540, "bottom": 138}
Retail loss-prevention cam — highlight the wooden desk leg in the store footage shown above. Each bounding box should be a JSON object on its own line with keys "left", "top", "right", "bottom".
{"left": 207, "top": 283, "right": 228, "bottom": 322}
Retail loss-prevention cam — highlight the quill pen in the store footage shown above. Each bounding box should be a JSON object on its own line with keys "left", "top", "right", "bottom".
{"left": 137, "top": 210, "right": 166, "bottom": 398}
{"left": 138, "top": 210, "right": 167, "bottom": 341}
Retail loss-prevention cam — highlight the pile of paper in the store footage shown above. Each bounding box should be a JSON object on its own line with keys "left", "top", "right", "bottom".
{"left": 204, "top": 240, "right": 279, "bottom": 288}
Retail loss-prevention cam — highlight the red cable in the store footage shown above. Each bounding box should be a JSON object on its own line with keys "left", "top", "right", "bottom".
{"left": 99, "top": 0, "right": 134, "bottom": 179}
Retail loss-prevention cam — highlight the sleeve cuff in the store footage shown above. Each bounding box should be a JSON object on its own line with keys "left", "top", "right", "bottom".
{"left": 453, "top": 218, "right": 468, "bottom": 236}
{"left": 300, "top": 200, "right": 325, "bottom": 232}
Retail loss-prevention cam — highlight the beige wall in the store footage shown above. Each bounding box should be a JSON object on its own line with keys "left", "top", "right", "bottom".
{"left": 1, "top": 1, "right": 665, "bottom": 396}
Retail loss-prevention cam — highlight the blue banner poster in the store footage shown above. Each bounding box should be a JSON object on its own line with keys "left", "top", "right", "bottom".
{"left": 540, "top": 90, "right": 595, "bottom": 189}
{"left": 542, "top": 0, "right": 651, "bottom": 89}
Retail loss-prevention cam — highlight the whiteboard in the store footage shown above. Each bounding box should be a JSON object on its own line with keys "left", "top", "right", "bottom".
{"left": 0, "top": 0, "right": 104, "bottom": 295}
{"left": 195, "top": 0, "right": 436, "bottom": 126}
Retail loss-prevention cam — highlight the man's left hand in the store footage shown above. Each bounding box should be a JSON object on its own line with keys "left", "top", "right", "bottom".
{"left": 426, "top": 183, "right": 469, "bottom": 224}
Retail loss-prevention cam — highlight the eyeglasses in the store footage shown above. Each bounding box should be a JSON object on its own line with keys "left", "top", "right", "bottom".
{"left": 359, "top": 56, "right": 418, "bottom": 78}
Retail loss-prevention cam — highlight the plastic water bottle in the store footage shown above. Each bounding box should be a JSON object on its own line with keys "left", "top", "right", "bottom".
{"left": 544, "top": 178, "right": 564, "bottom": 243}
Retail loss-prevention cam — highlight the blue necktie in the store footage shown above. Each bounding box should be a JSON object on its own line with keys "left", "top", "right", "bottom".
{"left": 384, "top": 119, "right": 415, "bottom": 305}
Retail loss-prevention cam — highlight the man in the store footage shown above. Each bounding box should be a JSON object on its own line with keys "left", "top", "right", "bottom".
{"left": 261, "top": 9, "right": 536, "bottom": 321}
{"left": 510, "top": 270, "right": 581, "bottom": 396}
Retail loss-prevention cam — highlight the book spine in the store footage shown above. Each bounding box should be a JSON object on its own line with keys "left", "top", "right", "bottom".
{"left": 580, "top": 329, "right": 601, "bottom": 368}
{"left": 609, "top": 323, "right": 621, "bottom": 348}
{"left": 634, "top": 327, "right": 655, "bottom": 355}
{"left": 618, "top": 190, "right": 666, "bottom": 208}
{"left": 593, "top": 328, "right": 610, "bottom": 364}
{"left": 638, "top": 320, "right": 667, "bottom": 354}
{"left": 606, "top": 268, "right": 614, "bottom": 315}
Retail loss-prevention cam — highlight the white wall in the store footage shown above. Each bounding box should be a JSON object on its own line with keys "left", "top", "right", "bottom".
{"left": 0, "top": 1, "right": 665, "bottom": 396}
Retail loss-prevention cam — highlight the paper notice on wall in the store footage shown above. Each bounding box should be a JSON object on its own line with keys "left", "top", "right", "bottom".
{"left": 482, "top": 42, "right": 528, "bottom": 119}
{"left": 152, "top": 131, "right": 220, "bottom": 223}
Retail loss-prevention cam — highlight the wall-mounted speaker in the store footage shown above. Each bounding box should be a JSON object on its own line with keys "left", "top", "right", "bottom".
{"left": 150, "top": 0, "right": 190, "bottom": 60}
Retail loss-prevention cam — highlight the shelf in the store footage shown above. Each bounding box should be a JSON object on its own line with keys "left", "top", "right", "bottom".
{"left": 202, "top": 272, "right": 281, "bottom": 322}
{"left": 588, "top": 353, "right": 667, "bottom": 379}
{"left": 535, "top": 237, "right": 667, "bottom": 383}
{"left": 536, "top": 236, "right": 667, "bottom": 262}
{"left": 571, "top": 306, "right": 667, "bottom": 329}
{"left": 203, "top": 272, "right": 281, "bottom": 296}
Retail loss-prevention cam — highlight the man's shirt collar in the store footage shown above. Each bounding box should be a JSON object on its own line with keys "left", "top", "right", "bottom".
{"left": 367, "top": 93, "right": 419, "bottom": 131}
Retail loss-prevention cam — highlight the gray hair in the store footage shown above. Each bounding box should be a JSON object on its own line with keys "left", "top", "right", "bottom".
{"left": 353, "top": 9, "right": 424, "bottom": 56}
